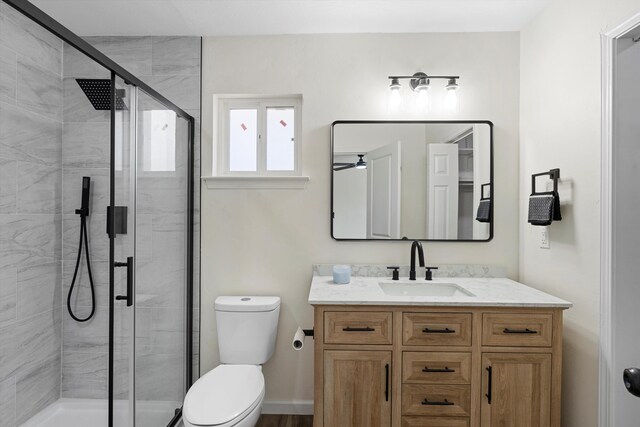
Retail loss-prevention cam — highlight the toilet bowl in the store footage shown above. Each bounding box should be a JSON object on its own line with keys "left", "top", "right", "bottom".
{"left": 183, "top": 365, "right": 265, "bottom": 427}
{"left": 183, "top": 296, "right": 280, "bottom": 427}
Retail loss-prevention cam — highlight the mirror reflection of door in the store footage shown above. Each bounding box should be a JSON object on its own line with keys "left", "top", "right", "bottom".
{"left": 367, "top": 142, "right": 401, "bottom": 239}
{"left": 427, "top": 143, "right": 459, "bottom": 239}
{"left": 332, "top": 142, "right": 401, "bottom": 239}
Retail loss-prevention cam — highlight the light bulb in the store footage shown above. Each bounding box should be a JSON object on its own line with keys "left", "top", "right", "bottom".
{"left": 416, "top": 87, "right": 429, "bottom": 112}
{"left": 388, "top": 78, "right": 402, "bottom": 113}
{"left": 389, "top": 88, "right": 401, "bottom": 112}
{"left": 445, "top": 88, "right": 458, "bottom": 112}
{"left": 444, "top": 78, "right": 459, "bottom": 113}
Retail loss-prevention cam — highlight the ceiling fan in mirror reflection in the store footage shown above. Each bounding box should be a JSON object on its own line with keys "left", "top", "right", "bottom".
{"left": 333, "top": 154, "right": 367, "bottom": 171}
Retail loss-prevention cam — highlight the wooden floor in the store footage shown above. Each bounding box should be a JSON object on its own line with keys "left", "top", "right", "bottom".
{"left": 255, "top": 414, "right": 314, "bottom": 427}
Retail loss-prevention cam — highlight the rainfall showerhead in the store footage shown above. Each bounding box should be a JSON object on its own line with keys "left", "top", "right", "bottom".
{"left": 75, "top": 79, "right": 127, "bottom": 110}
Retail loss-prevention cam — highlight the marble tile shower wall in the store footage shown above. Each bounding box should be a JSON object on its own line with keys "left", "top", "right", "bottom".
{"left": 0, "top": 3, "right": 64, "bottom": 425}
{"left": 61, "top": 36, "right": 201, "bottom": 401}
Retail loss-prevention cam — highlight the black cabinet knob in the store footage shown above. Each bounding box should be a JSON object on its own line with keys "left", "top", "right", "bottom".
{"left": 624, "top": 368, "right": 640, "bottom": 397}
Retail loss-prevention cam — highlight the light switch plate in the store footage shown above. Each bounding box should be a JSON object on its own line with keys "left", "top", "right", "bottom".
{"left": 540, "top": 226, "right": 550, "bottom": 249}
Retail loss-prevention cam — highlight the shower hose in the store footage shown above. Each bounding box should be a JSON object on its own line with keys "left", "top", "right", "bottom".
{"left": 66, "top": 212, "right": 96, "bottom": 322}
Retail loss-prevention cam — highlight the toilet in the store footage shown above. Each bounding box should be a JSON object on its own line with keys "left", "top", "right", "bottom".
{"left": 183, "top": 296, "right": 281, "bottom": 427}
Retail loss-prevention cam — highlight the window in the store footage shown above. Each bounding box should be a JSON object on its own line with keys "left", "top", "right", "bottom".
{"left": 218, "top": 96, "right": 301, "bottom": 176}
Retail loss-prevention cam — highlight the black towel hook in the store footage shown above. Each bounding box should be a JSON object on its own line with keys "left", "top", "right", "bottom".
{"left": 531, "top": 168, "right": 560, "bottom": 195}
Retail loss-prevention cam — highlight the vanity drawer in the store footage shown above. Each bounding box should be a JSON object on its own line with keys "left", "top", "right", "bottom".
{"left": 402, "top": 352, "right": 471, "bottom": 384}
{"left": 402, "top": 384, "right": 470, "bottom": 417}
{"left": 482, "top": 312, "right": 553, "bottom": 347}
{"left": 324, "top": 311, "right": 393, "bottom": 344}
{"left": 403, "top": 313, "right": 472, "bottom": 346}
{"left": 401, "top": 417, "right": 469, "bottom": 427}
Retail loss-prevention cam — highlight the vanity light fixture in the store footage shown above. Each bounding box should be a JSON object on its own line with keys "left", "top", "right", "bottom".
{"left": 333, "top": 154, "right": 367, "bottom": 171}
{"left": 388, "top": 72, "right": 460, "bottom": 112}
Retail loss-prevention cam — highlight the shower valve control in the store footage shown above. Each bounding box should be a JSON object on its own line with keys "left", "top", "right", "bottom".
{"left": 106, "top": 206, "right": 128, "bottom": 236}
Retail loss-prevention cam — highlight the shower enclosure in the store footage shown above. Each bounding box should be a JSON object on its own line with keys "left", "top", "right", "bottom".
{"left": 0, "top": 1, "right": 198, "bottom": 426}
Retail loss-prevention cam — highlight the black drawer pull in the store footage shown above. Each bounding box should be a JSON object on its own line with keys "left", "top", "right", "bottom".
{"left": 486, "top": 366, "right": 492, "bottom": 404}
{"left": 342, "top": 326, "right": 375, "bottom": 332}
{"left": 385, "top": 364, "right": 389, "bottom": 402}
{"left": 503, "top": 328, "right": 538, "bottom": 334}
{"left": 422, "top": 366, "right": 456, "bottom": 373}
{"left": 421, "top": 398, "right": 454, "bottom": 406}
{"left": 422, "top": 327, "right": 455, "bottom": 334}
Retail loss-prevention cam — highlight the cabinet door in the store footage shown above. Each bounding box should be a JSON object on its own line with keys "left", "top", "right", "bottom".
{"left": 324, "top": 350, "right": 392, "bottom": 427}
{"left": 481, "top": 353, "right": 552, "bottom": 427}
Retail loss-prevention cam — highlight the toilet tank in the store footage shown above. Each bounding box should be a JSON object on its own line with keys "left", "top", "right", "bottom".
{"left": 215, "top": 296, "right": 281, "bottom": 365}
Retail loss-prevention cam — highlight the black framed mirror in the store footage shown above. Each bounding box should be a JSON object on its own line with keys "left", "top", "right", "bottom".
{"left": 331, "top": 121, "right": 493, "bottom": 241}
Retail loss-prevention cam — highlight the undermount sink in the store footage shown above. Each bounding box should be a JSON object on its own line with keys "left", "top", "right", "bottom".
{"left": 378, "top": 281, "right": 476, "bottom": 297}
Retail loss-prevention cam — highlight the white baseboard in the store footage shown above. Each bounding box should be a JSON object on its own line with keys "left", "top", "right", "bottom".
{"left": 262, "top": 400, "right": 314, "bottom": 415}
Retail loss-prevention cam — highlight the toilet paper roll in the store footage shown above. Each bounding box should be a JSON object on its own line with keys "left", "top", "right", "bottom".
{"left": 292, "top": 326, "right": 305, "bottom": 351}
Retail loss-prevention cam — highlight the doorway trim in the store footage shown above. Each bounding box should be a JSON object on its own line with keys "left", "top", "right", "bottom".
{"left": 600, "top": 10, "right": 640, "bottom": 427}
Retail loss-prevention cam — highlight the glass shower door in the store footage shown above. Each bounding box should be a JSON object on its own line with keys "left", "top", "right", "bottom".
{"left": 133, "top": 88, "right": 189, "bottom": 427}
{"left": 109, "top": 76, "right": 190, "bottom": 427}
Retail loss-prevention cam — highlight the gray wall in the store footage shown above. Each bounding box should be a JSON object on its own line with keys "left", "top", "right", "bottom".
{"left": 0, "top": 2, "right": 64, "bottom": 425}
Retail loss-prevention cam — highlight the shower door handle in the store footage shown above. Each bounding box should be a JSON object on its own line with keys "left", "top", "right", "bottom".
{"left": 115, "top": 256, "right": 133, "bottom": 307}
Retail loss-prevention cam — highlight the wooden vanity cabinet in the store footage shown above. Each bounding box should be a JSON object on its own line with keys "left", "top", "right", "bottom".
{"left": 324, "top": 350, "right": 392, "bottom": 427}
{"left": 313, "top": 306, "right": 565, "bottom": 427}
{"left": 480, "top": 353, "right": 552, "bottom": 427}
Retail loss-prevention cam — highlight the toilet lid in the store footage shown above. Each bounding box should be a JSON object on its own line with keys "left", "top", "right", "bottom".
{"left": 184, "top": 365, "right": 264, "bottom": 426}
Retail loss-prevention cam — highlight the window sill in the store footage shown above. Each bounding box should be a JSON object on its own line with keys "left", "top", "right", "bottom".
{"left": 202, "top": 176, "right": 310, "bottom": 189}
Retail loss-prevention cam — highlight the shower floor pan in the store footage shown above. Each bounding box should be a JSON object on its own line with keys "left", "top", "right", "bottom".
{"left": 20, "top": 398, "right": 180, "bottom": 427}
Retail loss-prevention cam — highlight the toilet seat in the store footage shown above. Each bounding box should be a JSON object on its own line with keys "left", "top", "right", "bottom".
{"left": 183, "top": 365, "right": 265, "bottom": 426}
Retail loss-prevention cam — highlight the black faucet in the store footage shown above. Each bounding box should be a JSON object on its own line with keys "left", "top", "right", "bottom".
{"left": 409, "top": 241, "right": 425, "bottom": 280}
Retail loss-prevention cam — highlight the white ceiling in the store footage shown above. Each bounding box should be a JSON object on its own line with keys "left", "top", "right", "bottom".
{"left": 31, "top": 0, "right": 551, "bottom": 36}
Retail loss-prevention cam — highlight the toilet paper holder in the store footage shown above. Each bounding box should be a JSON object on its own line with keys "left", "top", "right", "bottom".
{"left": 292, "top": 327, "right": 314, "bottom": 351}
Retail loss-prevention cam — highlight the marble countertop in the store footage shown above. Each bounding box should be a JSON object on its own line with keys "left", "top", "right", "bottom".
{"left": 308, "top": 276, "right": 573, "bottom": 308}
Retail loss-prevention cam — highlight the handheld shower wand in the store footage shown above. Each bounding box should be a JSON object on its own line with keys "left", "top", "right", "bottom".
{"left": 67, "top": 176, "right": 96, "bottom": 322}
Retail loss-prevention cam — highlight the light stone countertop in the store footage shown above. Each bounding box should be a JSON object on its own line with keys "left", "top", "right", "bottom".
{"left": 308, "top": 276, "right": 573, "bottom": 308}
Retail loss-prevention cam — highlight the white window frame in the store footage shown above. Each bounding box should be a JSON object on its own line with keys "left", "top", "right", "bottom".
{"left": 218, "top": 96, "right": 302, "bottom": 177}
